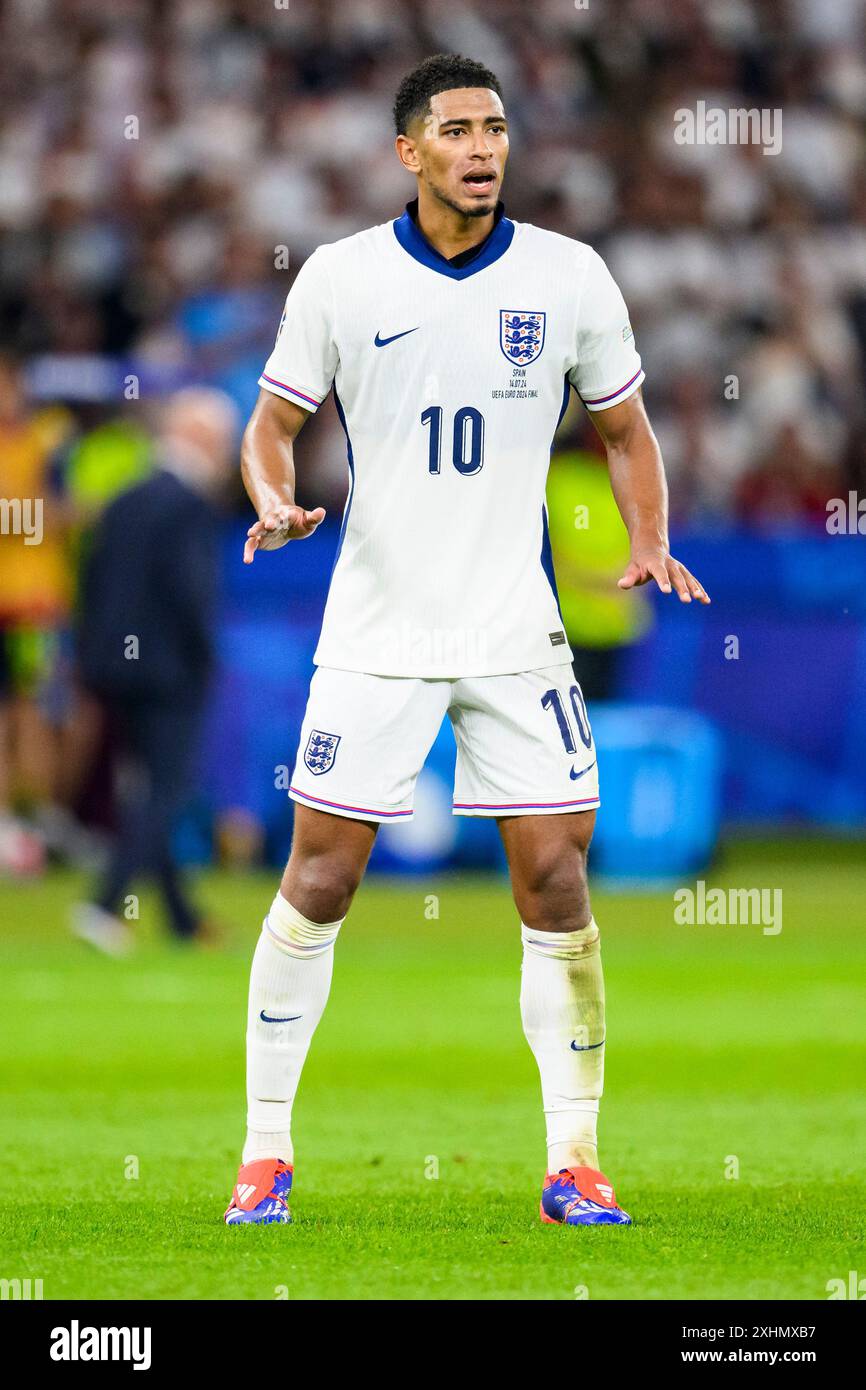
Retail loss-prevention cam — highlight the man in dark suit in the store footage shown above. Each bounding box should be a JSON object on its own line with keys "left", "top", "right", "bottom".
{"left": 73, "top": 389, "right": 238, "bottom": 951}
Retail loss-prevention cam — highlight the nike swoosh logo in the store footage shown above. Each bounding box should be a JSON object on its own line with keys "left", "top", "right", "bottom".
{"left": 374, "top": 327, "right": 419, "bottom": 347}
{"left": 569, "top": 759, "right": 596, "bottom": 781}
{"left": 260, "top": 1011, "right": 302, "bottom": 1023}
{"left": 571, "top": 1038, "right": 605, "bottom": 1051}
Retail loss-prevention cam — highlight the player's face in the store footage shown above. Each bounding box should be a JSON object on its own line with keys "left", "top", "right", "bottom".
{"left": 409, "top": 87, "right": 509, "bottom": 218}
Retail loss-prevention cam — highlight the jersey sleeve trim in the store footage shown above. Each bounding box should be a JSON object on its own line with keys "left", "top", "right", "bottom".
{"left": 259, "top": 373, "right": 325, "bottom": 412}
{"left": 580, "top": 368, "right": 645, "bottom": 411}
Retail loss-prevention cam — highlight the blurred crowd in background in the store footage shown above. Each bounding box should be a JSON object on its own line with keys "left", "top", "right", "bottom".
{"left": 3, "top": 0, "right": 866, "bottom": 509}
{"left": 1, "top": 0, "right": 865, "bottom": 884}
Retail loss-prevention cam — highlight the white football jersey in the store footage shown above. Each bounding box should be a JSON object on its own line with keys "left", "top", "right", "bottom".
{"left": 259, "top": 203, "right": 644, "bottom": 678}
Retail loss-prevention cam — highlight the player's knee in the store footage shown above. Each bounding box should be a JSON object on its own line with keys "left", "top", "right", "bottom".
{"left": 282, "top": 848, "right": 363, "bottom": 922}
{"left": 523, "top": 843, "right": 589, "bottom": 897}
{"left": 516, "top": 846, "right": 590, "bottom": 931}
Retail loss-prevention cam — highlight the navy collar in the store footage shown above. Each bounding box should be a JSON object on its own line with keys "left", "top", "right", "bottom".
{"left": 393, "top": 198, "right": 515, "bottom": 279}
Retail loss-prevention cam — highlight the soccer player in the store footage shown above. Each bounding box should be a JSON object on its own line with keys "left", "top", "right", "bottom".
{"left": 224, "top": 54, "right": 710, "bottom": 1228}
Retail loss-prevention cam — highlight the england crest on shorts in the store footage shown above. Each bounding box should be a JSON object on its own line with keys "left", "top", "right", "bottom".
{"left": 500, "top": 310, "right": 546, "bottom": 366}
{"left": 304, "top": 729, "right": 341, "bottom": 776}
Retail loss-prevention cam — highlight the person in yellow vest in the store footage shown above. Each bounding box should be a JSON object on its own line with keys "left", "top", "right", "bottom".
{"left": 0, "top": 358, "right": 72, "bottom": 628}
{"left": 546, "top": 440, "right": 653, "bottom": 700}
{"left": 0, "top": 353, "right": 82, "bottom": 867}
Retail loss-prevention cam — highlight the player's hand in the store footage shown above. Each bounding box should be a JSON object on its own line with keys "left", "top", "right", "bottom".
{"left": 618, "top": 548, "right": 710, "bottom": 603}
{"left": 243, "top": 504, "right": 326, "bottom": 563}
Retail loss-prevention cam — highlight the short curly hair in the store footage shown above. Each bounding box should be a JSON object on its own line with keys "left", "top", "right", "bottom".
{"left": 393, "top": 53, "right": 504, "bottom": 135}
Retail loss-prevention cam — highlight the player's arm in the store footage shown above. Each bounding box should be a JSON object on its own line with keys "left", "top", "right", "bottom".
{"left": 241, "top": 389, "right": 326, "bottom": 564}
{"left": 589, "top": 390, "right": 710, "bottom": 604}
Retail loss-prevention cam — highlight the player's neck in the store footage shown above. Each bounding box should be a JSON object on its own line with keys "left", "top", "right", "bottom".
{"left": 415, "top": 189, "right": 497, "bottom": 261}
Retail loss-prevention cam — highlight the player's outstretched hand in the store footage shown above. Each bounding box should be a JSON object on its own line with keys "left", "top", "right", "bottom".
{"left": 618, "top": 549, "right": 710, "bottom": 603}
{"left": 243, "top": 504, "right": 326, "bottom": 563}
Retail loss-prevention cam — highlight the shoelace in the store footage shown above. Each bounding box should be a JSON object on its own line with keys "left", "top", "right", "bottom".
{"left": 232, "top": 1162, "right": 290, "bottom": 1208}
{"left": 550, "top": 1169, "right": 596, "bottom": 1220}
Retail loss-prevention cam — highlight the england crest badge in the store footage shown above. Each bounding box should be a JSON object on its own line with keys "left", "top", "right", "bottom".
{"left": 500, "top": 310, "right": 546, "bottom": 366}
{"left": 304, "top": 729, "right": 341, "bottom": 776}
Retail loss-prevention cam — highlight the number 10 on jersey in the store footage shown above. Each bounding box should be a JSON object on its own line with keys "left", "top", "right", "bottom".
{"left": 422, "top": 406, "right": 485, "bottom": 476}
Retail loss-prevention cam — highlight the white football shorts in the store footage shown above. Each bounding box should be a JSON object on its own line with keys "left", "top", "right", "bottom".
{"left": 288, "top": 665, "right": 600, "bottom": 823}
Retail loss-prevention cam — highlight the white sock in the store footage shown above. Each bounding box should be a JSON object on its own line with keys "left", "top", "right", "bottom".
{"left": 520, "top": 918, "right": 605, "bottom": 1174}
{"left": 242, "top": 892, "right": 343, "bottom": 1165}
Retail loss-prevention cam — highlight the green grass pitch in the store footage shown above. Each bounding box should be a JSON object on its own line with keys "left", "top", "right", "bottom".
{"left": 1, "top": 840, "right": 864, "bottom": 1301}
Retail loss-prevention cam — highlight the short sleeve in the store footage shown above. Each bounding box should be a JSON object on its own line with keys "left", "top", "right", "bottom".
{"left": 569, "top": 250, "right": 644, "bottom": 411}
{"left": 258, "top": 249, "right": 338, "bottom": 413}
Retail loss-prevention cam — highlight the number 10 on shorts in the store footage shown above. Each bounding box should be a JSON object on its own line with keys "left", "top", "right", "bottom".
{"left": 542, "top": 684, "right": 592, "bottom": 753}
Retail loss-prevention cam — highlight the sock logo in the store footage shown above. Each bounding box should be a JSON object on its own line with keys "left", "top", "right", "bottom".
{"left": 570, "top": 1037, "right": 605, "bottom": 1051}
{"left": 260, "top": 1011, "right": 302, "bottom": 1023}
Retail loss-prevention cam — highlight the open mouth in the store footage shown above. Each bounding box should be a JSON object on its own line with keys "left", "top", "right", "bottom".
{"left": 462, "top": 171, "right": 496, "bottom": 194}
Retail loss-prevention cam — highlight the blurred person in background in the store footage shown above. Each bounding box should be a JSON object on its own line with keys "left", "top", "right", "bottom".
{"left": 546, "top": 420, "right": 652, "bottom": 701}
{"left": 59, "top": 405, "right": 153, "bottom": 531}
{"left": 735, "top": 418, "right": 842, "bottom": 529}
{"left": 72, "top": 387, "right": 238, "bottom": 952}
{"left": 0, "top": 351, "right": 90, "bottom": 873}
{"left": 0, "top": 612, "right": 44, "bottom": 876}
{"left": 174, "top": 232, "right": 286, "bottom": 418}
{"left": 51, "top": 402, "right": 156, "bottom": 852}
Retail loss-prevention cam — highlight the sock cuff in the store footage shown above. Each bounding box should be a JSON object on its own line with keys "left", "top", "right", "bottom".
{"left": 265, "top": 893, "right": 343, "bottom": 957}
{"left": 521, "top": 917, "right": 599, "bottom": 959}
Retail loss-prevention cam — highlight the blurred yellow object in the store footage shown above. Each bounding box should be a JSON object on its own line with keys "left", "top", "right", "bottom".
{"left": 0, "top": 406, "right": 75, "bottom": 625}
{"left": 546, "top": 449, "right": 652, "bottom": 649}
{"left": 64, "top": 418, "right": 152, "bottom": 521}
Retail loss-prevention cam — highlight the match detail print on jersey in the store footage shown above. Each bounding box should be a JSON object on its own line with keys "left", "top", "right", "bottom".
{"left": 258, "top": 203, "right": 644, "bottom": 678}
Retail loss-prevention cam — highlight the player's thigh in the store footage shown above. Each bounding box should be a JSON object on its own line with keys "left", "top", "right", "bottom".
{"left": 499, "top": 810, "right": 596, "bottom": 930}
{"left": 450, "top": 664, "right": 599, "bottom": 817}
{"left": 282, "top": 802, "right": 379, "bottom": 915}
{"left": 289, "top": 666, "right": 449, "bottom": 822}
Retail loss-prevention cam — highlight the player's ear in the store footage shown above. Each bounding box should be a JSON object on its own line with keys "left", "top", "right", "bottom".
{"left": 395, "top": 133, "right": 422, "bottom": 175}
